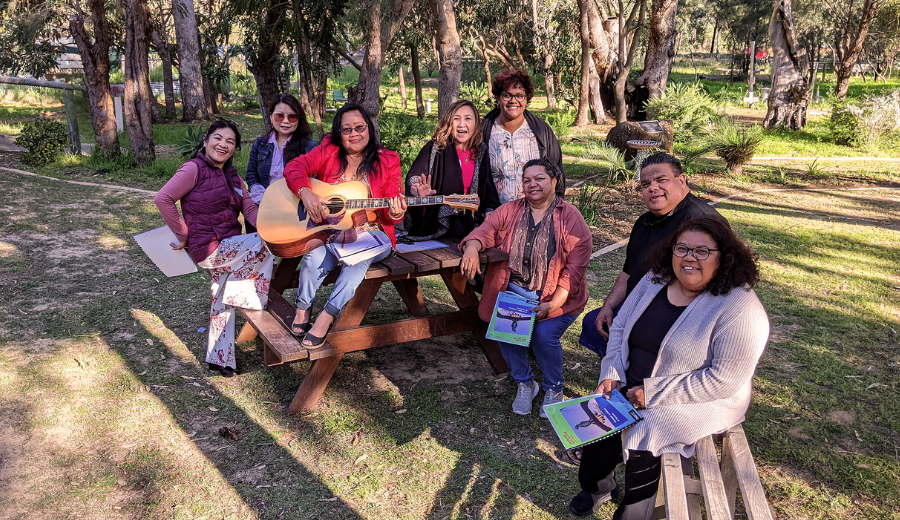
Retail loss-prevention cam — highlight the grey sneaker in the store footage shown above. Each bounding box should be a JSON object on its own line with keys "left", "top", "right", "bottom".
{"left": 540, "top": 389, "right": 563, "bottom": 418}
{"left": 512, "top": 381, "right": 540, "bottom": 415}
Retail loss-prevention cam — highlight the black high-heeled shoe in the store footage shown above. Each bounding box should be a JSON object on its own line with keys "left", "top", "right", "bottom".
{"left": 302, "top": 321, "right": 334, "bottom": 350}
{"left": 290, "top": 320, "right": 311, "bottom": 337}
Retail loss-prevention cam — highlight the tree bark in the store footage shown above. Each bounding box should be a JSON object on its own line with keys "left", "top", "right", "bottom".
{"left": 576, "top": 0, "right": 593, "bottom": 125}
{"left": 68, "top": 0, "right": 120, "bottom": 155}
{"left": 478, "top": 38, "right": 493, "bottom": 85}
{"left": 589, "top": 62, "right": 605, "bottom": 123}
{"left": 150, "top": 29, "right": 176, "bottom": 118}
{"left": 247, "top": 7, "right": 288, "bottom": 134}
{"left": 411, "top": 45, "right": 426, "bottom": 118}
{"left": 763, "top": 0, "right": 810, "bottom": 130}
{"left": 834, "top": 0, "right": 882, "bottom": 98}
{"left": 350, "top": 0, "right": 417, "bottom": 129}
{"left": 123, "top": 0, "right": 156, "bottom": 163}
{"left": 398, "top": 64, "right": 407, "bottom": 109}
{"left": 431, "top": 0, "right": 462, "bottom": 119}
{"left": 532, "top": 0, "right": 556, "bottom": 109}
{"left": 172, "top": 0, "right": 207, "bottom": 122}
{"left": 614, "top": 0, "right": 646, "bottom": 124}
{"left": 632, "top": 0, "right": 679, "bottom": 100}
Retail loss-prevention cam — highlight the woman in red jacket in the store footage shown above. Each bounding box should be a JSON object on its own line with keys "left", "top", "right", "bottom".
{"left": 283, "top": 103, "right": 407, "bottom": 349}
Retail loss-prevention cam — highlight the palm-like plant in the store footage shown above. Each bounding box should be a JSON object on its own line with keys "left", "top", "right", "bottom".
{"left": 710, "top": 120, "right": 763, "bottom": 176}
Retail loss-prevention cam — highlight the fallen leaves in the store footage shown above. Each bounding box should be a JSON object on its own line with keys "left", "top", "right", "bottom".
{"left": 218, "top": 427, "right": 239, "bottom": 440}
{"left": 353, "top": 454, "right": 368, "bottom": 466}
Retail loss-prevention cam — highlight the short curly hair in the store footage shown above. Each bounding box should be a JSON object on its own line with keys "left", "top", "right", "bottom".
{"left": 647, "top": 217, "right": 759, "bottom": 296}
{"left": 492, "top": 69, "right": 535, "bottom": 104}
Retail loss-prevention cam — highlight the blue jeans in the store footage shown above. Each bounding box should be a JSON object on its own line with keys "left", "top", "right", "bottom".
{"left": 579, "top": 304, "right": 620, "bottom": 357}
{"left": 497, "top": 283, "right": 578, "bottom": 393}
{"left": 296, "top": 246, "right": 391, "bottom": 317}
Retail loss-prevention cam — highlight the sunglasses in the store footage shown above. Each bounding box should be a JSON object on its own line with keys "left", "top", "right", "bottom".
{"left": 273, "top": 112, "right": 299, "bottom": 123}
{"left": 340, "top": 124, "right": 368, "bottom": 136}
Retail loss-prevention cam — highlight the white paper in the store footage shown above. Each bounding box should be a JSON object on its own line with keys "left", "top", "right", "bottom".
{"left": 329, "top": 231, "right": 391, "bottom": 266}
{"left": 394, "top": 240, "right": 449, "bottom": 253}
{"left": 133, "top": 226, "right": 198, "bottom": 277}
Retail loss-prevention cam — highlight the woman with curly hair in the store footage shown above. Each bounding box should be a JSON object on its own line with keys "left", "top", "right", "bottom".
{"left": 568, "top": 217, "right": 769, "bottom": 518}
{"left": 403, "top": 99, "right": 500, "bottom": 241}
{"left": 481, "top": 69, "right": 565, "bottom": 205}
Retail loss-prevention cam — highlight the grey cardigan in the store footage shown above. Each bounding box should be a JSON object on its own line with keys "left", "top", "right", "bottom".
{"left": 600, "top": 274, "right": 769, "bottom": 458}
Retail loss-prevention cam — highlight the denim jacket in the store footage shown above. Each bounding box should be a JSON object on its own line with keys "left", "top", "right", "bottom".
{"left": 245, "top": 134, "right": 317, "bottom": 189}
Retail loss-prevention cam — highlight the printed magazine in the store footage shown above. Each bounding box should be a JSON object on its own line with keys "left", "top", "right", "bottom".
{"left": 485, "top": 291, "right": 539, "bottom": 346}
{"left": 544, "top": 390, "right": 643, "bottom": 449}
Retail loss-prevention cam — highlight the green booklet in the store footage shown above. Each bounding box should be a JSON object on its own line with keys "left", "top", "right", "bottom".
{"left": 485, "top": 291, "right": 539, "bottom": 346}
{"left": 544, "top": 390, "right": 644, "bottom": 450}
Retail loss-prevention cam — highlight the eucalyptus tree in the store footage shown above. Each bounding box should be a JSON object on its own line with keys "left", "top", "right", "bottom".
{"left": 631, "top": 0, "right": 679, "bottom": 101}
{"left": 173, "top": 0, "right": 208, "bottom": 121}
{"left": 149, "top": 0, "right": 177, "bottom": 118}
{"left": 831, "top": 0, "right": 883, "bottom": 98}
{"left": 390, "top": 6, "right": 434, "bottom": 118}
{"left": 431, "top": 0, "right": 463, "bottom": 118}
{"left": 123, "top": 0, "right": 156, "bottom": 162}
{"left": 764, "top": 0, "right": 810, "bottom": 130}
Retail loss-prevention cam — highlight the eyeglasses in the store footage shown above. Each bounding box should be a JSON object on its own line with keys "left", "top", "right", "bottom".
{"left": 673, "top": 244, "right": 719, "bottom": 261}
{"left": 273, "top": 112, "right": 299, "bottom": 123}
{"left": 340, "top": 124, "right": 368, "bottom": 136}
{"left": 500, "top": 93, "right": 527, "bottom": 102}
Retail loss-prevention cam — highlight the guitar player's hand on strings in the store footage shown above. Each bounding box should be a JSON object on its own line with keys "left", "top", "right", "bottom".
{"left": 299, "top": 187, "right": 328, "bottom": 223}
{"left": 388, "top": 195, "right": 408, "bottom": 220}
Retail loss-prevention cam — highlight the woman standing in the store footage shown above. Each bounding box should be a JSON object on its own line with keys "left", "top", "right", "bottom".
{"left": 480, "top": 69, "right": 565, "bottom": 204}
{"left": 245, "top": 94, "right": 316, "bottom": 232}
{"left": 403, "top": 99, "right": 500, "bottom": 241}
{"left": 284, "top": 103, "right": 407, "bottom": 347}
{"left": 460, "top": 158, "right": 591, "bottom": 417}
{"left": 155, "top": 120, "right": 275, "bottom": 377}
{"left": 568, "top": 217, "right": 769, "bottom": 518}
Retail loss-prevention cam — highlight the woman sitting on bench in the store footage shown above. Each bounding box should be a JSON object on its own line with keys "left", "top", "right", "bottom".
{"left": 155, "top": 119, "right": 275, "bottom": 378}
{"left": 568, "top": 217, "right": 769, "bottom": 518}
{"left": 283, "top": 103, "right": 407, "bottom": 349}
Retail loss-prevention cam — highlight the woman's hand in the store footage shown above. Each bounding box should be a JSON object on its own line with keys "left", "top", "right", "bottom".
{"left": 530, "top": 302, "right": 555, "bottom": 321}
{"left": 460, "top": 240, "right": 483, "bottom": 280}
{"left": 388, "top": 195, "right": 408, "bottom": 220}
{"left": 171, "top": 240, "right": 187, "bottom": 251}
{"left": 626, "top": 386, "right": 646, "bottom": 410}
{"left": 594, "top": 305, "right": 615, "bottom": 340}
{"left": 411, "top": 174, "right": 436, "bottom": 197}
{"left": 299, "top": 187, "right": 328, "bottom": 223}
{"left": 594, "top": 379, "right": 622, "bottom": 399}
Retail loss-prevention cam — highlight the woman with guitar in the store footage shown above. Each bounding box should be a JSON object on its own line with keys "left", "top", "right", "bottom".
{"left": 155, "top": 119, "right": 275, "bottom": 377}
{"left": 245, "top": 94, "right": 316, "bottom": 233}
{"left": 402, "top": 99, "right": 500, "bottom": 241}
{"left": 283, "top": 103, "right": 407, "bottom": 348}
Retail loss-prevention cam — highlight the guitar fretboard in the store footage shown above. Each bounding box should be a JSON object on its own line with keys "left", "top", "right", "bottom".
{"left": 346, "top": 196, "right": 447, "bottom": 209}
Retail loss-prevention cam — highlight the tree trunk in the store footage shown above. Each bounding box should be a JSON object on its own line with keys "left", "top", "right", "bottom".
{"left": 202, "top": 75, "right": 219, "bottom": 115}
{"left": 68, "top": 0, "right": 120, "bottom": 155}
{"left": 398, "top": 64, "right": 407, "bottom": 109}
{"left": 576, "top": 0, "right": 593, "bottom": 125}
{"left": 632, "top": 0, "right": 679, "bottom": 100}
{"left": 350, "top": 0, "right": 417, "bottom": 129}
{"left": 172, "top": 0, "right": 207, "bottom": 122}
{"left": 478, "top": 39, "right": 492, "bottom": 85}
{"left": 532, "top": 0, "right": 556, "bottom": 109}
{"left": 123, "top": 0, "right": 156, "bottom": 163}
{"left": 834, "top": 0, "right": 882, "bottom": 98}
{"left": 431, "top": 0, "right": 462, "bottom": 119}
{"left": 151, "top": 29, "right": 177, "bottom": 118}
{"left": 763, "top": 0, "right": 810, "bottom": 130}
{"left": 614, "top": 0, "right": 646, "bottom": 124}
{"left": 247, "top": 7, "right": 288, "bottom": 134}
{"left": 710, "top": 15, "right": 719, "bottom": 55}
{"left": 589, "top": 63, "right": 605, "bottom": 123}
{"left": 411, "top": 45, "right": 426, "bottom": 118}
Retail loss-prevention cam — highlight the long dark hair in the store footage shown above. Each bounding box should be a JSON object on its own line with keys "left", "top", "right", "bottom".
{"left": 647, "top": 217, "right": 759, "bottom": 296}
{"left": 267, "top": 93, "right": 313, "bottom": 163}
{"left": 191, "top": 119, "right": 242, "bottom": 169}
{"left": 329, "top": 103, "right": 381, "bottom": 178}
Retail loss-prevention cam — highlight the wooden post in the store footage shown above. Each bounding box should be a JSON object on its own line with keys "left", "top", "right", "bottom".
{"left": 63, "top": 89, "right": 82, "bottom": 156}
{"left": 748, "top": 41, "right": 756, "bottom": 95}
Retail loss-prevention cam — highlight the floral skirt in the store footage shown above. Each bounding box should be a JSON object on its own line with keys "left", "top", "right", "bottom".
{"left": 197, "top": 233, "right": 274, "bottom": 369}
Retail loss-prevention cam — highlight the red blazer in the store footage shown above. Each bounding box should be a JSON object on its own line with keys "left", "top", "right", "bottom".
{"left": 283, "top": 136, "right": 403, "bottom": 246}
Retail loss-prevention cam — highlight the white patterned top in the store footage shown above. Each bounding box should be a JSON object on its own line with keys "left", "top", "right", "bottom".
{"left": 488, "top": 119, "right": 540, "bottom": 204}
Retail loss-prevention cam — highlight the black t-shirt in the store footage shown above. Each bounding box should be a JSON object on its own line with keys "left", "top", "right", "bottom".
{"left": 623, "top": 192, "right": 726, "bottom": 296}
{"left": 625, "top": 286, "right": 688, "bottom": 388}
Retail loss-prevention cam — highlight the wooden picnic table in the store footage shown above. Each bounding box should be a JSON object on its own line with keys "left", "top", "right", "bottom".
{"left": 236, "top": 240, "right": 510, "bottom": 415}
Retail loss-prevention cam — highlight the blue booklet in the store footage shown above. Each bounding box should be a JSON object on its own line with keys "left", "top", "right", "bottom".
{"left": 485, "top": 291, "right": 539, "bottom": 346}
{"left": 544, "top": 390, "right": 644, "bottom": 449}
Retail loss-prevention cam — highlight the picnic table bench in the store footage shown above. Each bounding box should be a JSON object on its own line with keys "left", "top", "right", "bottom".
{"left": 236, "top": 240, "right": 510, "bottom": 415}
{"left": 653, "top": 424, "right": 774, "bottom": 520}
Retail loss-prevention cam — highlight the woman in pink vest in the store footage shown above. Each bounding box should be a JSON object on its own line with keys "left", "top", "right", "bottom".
{"left": 155, "top": 120, "right": 275, "bottom": 377}
{"left": 284, "top": 103, "right": 407, "bottom": 349}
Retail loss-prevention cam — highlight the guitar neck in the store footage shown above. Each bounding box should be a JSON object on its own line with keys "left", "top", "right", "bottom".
{"left": 347, "top": 196, "right": 450, "bottom": 210}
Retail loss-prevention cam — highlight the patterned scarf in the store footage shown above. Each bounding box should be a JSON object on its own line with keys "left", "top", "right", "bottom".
{"left": 509, "top": 197, "right": 558, "bottom": 291}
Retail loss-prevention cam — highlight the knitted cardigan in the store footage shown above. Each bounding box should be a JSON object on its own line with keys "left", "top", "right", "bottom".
{"left": 600, "top": 274, "right": 770, "bottom": 458}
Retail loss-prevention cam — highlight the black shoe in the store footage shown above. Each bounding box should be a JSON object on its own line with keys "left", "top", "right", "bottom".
{"left": 208, "top": 363, "right": 236, "bottom": 378}
{"left": 568, "top": 487, "right": 621, "bottom": 516}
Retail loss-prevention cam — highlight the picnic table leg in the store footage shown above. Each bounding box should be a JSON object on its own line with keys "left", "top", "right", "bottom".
{"left": 392, "top": 279, "right": 428, "bottom": 317}
{"left": 236, "top": 322, "right": 258, "bottom": 343}
{"left": 286, "top": 281, "right": 383, "bottom": 415}
{"left": 441, "top": 270, "right": 508, "bottom": 375}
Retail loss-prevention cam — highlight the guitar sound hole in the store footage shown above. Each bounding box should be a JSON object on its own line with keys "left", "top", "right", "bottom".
{"left": 325, "top": 198, "right": 346, "bottom": 215}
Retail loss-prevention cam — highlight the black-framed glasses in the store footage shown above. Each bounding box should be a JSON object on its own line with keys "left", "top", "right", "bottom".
{"left": 340, "top": 124, "right": 368, "bottom": 135}
{"left": 673, "top": 244, "right": 718, "bottom": 261}
{"left": 500, "top": 92, "right": 527, "bottom": 102}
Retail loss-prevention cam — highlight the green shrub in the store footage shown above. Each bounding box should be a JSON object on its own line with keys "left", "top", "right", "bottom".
{"left": 830, "top": 90, "right": 900, "bottom": 152}
{"left": 571, "top": 181, "right": 606, "bottom": 227}
{"left": 176, "top": 126, "right": 205, "bottom": 157}
{"left": 828, "top": 99, "right": 858, "bottom": 146}
{"left": 15, "top": 119, "right": 69, "bottom": 166}
{"left": 377, "top": 113, "right": 432, "bottom": 172}
{"left": 459, "top": 81, "right": 492, "bottom": 115}
{"left": 708, "top": 119, "right": 762, "bottom": 176}
{"left": 544, "top": 110, "right": 576, "bottom": 138}
{"left": 645, "top": 82, "right": 723, "bottom": 143}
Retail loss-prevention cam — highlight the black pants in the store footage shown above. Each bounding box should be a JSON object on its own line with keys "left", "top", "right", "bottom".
{"left": 578, "top": 433, "right": 661, "bottom": 520}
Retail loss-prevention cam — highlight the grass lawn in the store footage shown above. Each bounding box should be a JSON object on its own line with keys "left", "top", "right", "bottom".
{"left": 1, "top": 161, "right": 898, "bottom": 518}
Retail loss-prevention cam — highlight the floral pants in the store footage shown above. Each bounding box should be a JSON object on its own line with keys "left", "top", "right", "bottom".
{"left": 197, "top": 233, "right": 274, "bottom": 369}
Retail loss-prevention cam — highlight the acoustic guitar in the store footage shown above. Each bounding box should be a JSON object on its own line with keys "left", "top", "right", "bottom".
{"left": 256, "top": 178, "right": 480, "bottom": 257}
